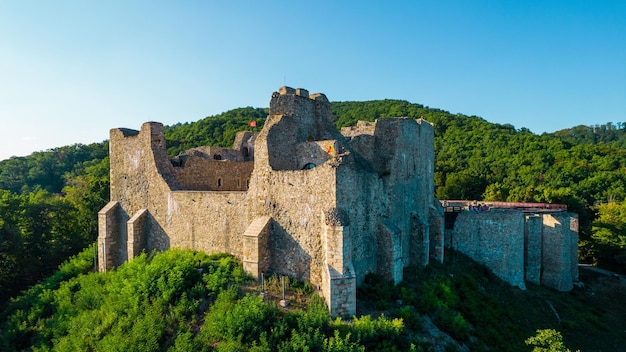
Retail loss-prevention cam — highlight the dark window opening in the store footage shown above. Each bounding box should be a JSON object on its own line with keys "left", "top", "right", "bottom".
{"left": 213, "top": 154, "right": 222, "bottom": 160}
{"left": 444, "top": 212, "right": 459, "bottom": 230}
{"left": 242, "top": 147, "right": 249, "bottom": 158}
{"left": 302, "top": 163, "right": 316, "bottom": 170}
{"left": 217, "top": 178, "right": 222, "bottom": 187}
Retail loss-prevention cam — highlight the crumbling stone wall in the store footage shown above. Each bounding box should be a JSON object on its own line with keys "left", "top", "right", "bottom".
{"left": 541, "top": 213, "right": 578, "bottom": 291}
{"left": 445, "top": 207, "right": 579, "bottom": 291}
{"left": 447, "top": 210, "right": 527, "bottom": 289}
{"left": 99, "top": 86, "right": 442, "bottom": 317}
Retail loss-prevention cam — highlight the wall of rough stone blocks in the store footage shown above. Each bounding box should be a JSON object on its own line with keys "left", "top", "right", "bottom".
{"left": 445, "top": 209, "right": 578, "bottom": 291}
{"left": 541, "top": 213, "right": 578, "bottom": 291}
{"left": 524, "top": 214, "right": 542, "bottom": 285}
{"left": 429, "top": 203, "right": 445, "bottom": 263}
{"left": 127, "top": 208, "right": 148, "bottom": 260}
{"left": 447, "top": 209, "right": 527, "bottom": 289}
{"left": 98, "top": 201, "right": 119, "bottom": 272}
{"left": 242, "top": 216, "right": 271, "bottom": 279}
{"left": 570, "top": 216, "right": 579, "bottom": 282}
{"left": 100, "top": 87, "right": 442, "bottom": 318}
{"left": 173, "top": 159, "right": 253, "bottom": 191}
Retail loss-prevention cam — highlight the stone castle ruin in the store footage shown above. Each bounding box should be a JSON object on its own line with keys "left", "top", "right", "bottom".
{"left": 98, "top": 87, "right": 578, "bottom": 317}
{"left": 442, "top": 201, "right": 578, "bottom": 292}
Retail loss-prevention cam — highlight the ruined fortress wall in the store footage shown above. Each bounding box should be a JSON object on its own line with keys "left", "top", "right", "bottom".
{"left": 172, "top": 160, "right": 253, "bottom": 191}
{"left": 105, "top": 122, "right": 253, "bottom": 265}
{"left": 445, "top": 209, "right": 579, "bottom": 291}
{"left": 541, "top": 213, "right": 577, "bottom": 291}
{"left": 341, "top": 118, "right": 437, "bottom": 273}
{"left": 448, "top": 210, "right": 527, "bottom": 288}
{"left": 164, "top": 191, "right": 249, "bottom": 257}
{"left": 106, "top": 123, "right": 179, "bottom": 265}
{"left": 570, "top": 215, "right": 579, "bottom": 282}
{"left": 251, "top": 165, "right": 338, "bottom": 286}
{"left": 101, "top": 86, "right": 444, "bottom": 317}
{"left": 374, "top": 118, "right": 420, "bottom": 270}
{"left": 525, "top": 214, "right": 543, "bottom": 285}
{"left": 335, "top": 162, "right": 384, "bottom": 285}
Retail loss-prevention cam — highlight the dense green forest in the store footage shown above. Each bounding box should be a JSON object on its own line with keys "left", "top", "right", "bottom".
{"left": 0, "top": 99, "right": 625, "bottom": 350}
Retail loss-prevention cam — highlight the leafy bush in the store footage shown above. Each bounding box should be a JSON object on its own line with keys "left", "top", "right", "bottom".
{"left": 525, "top": 329, "right": 580, "bottom": 352}
{"left": 356, "top": 273, "right": 398, "bottom": 309}
{"left": 0, "top": 249, "right": 251, "bottom": 351}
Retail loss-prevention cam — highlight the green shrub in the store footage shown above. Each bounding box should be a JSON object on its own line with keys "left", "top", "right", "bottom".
{"left": 200, "top": 288, "right": 278, "bottom": 345}
{"left": 525, "top": 329, "right": 580, "bottom": 352}
{"left": 434, "top": 307, "right": 469, "bottom": 341}
{"left": 324, "top": 330, "right": 364, "bottom": 352}
{"left": 356, "top": 274, "right": 398, "bottom": 310}
{"left": 398, "top": 305, "right": 421, "bottom": 330}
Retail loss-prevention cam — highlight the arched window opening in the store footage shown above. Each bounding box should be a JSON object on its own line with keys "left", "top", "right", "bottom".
{"left": 302, "top": 163, "right": 316, "bottom": 170}
{"left": 217, "top": 178, "right": 223, "bottom": 187}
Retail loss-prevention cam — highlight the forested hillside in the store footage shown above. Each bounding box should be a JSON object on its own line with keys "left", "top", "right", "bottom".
{"left": 1, "top": 99, "right": 625, "bottom": 307}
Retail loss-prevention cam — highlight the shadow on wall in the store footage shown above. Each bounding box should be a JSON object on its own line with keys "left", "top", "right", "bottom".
{"left": 145, "top": 212, "right": 170, "bottom": 256}
{"left": 269, "top": 220, "right": 312, "bottom": 284}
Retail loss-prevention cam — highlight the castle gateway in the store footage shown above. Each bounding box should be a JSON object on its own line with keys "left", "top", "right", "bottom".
{"left": 98, "top": 87, "right": 578, "bottom": 317}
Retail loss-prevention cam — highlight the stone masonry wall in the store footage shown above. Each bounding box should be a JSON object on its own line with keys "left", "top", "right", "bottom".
{"left": 448, "top": 209, "right": 527, "bottom": 289}
{"left": 524, "top": 214, "right": 542, "bottom": 285}
{"left": 100, "top": 86, "right": 442, "bottom": 317}
{"left": 541, "top": 213, "right": 578, "bottom": 291}
{"left": 98, "top": 201, "right": 119, "bottom": 272}
{"left": 173, "top": 160, "right": 253, "bottom": 191}
{"left": 445, "top": 208, "right": 579, "bottom": 291}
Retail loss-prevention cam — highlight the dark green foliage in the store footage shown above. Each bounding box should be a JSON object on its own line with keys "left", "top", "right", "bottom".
{"left": 0, "top": 249, "right": 424, "bottom": 352}
{"left": 0, "top": 142, "right": 108, "bottom": 194}
{"left": 0, "top": 249, "right": 251, "bottom": 351}
{"left": 356, "top": 273, "right": 398, "bottom": 310}
{"left": 164, "top": 107, "right": 267, "bottom": 156}
{"left": 2, "top": 248, "right": 625, "bottom": 351}
{"left": 0, "top": 189, "right": 96, "bottom": 303}
{"left": 200, "top": 288, "right": 277, "bottom": 345}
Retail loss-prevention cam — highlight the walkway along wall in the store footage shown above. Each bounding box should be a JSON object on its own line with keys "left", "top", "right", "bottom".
{"left": 99, "top": 87, "right": 444, "bottom": 317}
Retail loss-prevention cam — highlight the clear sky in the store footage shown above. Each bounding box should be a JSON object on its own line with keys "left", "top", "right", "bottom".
{"left": 1, "top": 0, "right": 624, "bottom": 161}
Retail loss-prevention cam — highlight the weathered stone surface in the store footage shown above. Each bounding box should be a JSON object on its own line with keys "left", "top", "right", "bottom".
{"left": 448, "top": 209, "right": 527, "bottom": 289}
{"left": 444, "top": 205, "right": 579, "bottom": 291}
{"left": 98, "top": 86, "right": 441, "bottom": 317}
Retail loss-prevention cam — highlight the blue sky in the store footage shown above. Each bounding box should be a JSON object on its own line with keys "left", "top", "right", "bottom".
{"left": 1, "top": 0, "right": 624, "bottom": 161}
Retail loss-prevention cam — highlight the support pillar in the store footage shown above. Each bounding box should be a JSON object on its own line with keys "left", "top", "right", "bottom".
{"left": 321, "top": 208, "right": 356, "bottom": 318}
{"left": 242, "top": 216, "right": 272, "bottom": 280}
{"left": 98, "top": 201, "right": 120, "bottom": 272}
{"left": 127, "top": 209, "right": 148, "bottom": 260}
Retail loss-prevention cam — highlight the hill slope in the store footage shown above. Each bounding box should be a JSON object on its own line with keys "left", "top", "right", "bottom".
{"left": 1, "top": 248, "right": 624, "bottom": 351}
